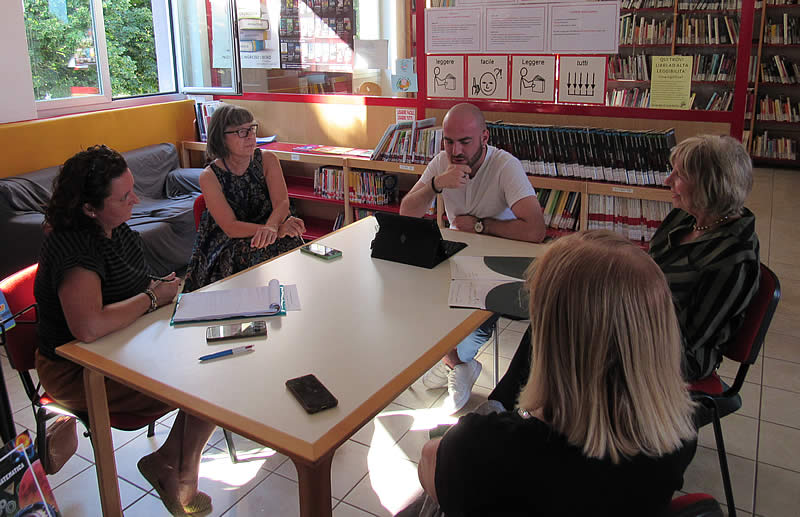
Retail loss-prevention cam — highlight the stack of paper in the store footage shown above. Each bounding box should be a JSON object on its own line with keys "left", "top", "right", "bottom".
{"left": 172, "top": 279, "right": 283, "bottom": 324}
{"left": 448, "top": 256, "right": 533, "bottom": 312}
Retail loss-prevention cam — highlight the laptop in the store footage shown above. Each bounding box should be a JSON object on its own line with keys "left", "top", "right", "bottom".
{"left": 371, "top": 212, "right": 468, "bottom": 269}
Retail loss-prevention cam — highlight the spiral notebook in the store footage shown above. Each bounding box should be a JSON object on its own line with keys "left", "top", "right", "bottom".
{"left": 171, "top": 279, "right": 285, "bottom": 324}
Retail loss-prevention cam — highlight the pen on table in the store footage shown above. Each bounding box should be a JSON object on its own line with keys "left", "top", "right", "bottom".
{"left": 198, "top": 345, "right": 255, "bottom": 362}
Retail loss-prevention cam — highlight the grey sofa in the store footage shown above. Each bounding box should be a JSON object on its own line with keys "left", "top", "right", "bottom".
{"left": 0, "top": 143, "right": 203, "bottom": 281}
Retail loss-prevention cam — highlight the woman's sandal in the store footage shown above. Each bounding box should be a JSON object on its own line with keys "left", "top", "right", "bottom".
{"left": 137, "top": 454, "right": 213, "bottom": 516}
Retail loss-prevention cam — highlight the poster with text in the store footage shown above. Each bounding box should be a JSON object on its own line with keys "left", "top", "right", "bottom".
{"left": 549, "top": 2, "right": 619, "bottom": 54}
{"left": 426, "top": 8, "right": 482, "bottom": 54}
{"left": 467, "top": 55, "right": 509, "bottom": 100}
{"left": 558, "top": 55, "right": 606, "bottom": 104}
{"left": 511, "top": 55, "right": 555, "bottom": 102}
{"left": 650, "top": 55, "right": 692, "bottom": 109}
{"left": 427, "top": 55, "right": 465, "bottom": 98}
{"left": 486, "top": 6, "right": 547, "bottom": 52}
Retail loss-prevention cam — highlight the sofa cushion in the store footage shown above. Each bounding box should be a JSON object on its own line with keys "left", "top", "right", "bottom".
{"left": 0, "top": 177, "right": 51, "bottom": 213}
{"left": 126, "top": 143, "right": 180, "bottom": 199}
{"left": 166, "top": 168, "right": 203, "bottom": 197}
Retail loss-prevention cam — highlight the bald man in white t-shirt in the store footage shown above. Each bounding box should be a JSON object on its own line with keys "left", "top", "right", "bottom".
{"left": 400, "top": 103, "right": 546, "bottom": 413}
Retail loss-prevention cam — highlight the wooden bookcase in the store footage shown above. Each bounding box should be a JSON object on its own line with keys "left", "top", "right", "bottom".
{"left": 180, "top": 141, "right": 439, "bottom": 240}
{"left": 745, "top": 1, "right": 800, "bottom": 165}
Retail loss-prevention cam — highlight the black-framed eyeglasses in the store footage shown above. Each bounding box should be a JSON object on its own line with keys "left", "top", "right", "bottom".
{"left": 224, "top": 124, "right": 258, "bottom": 138}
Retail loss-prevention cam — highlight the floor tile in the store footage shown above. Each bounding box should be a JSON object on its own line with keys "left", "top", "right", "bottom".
{"left": 276, "top": 440, "right": 370, "bottom": 500}
{"left": 496, "top": 328, "right": 524, "bottom": 359}
{"left": 768, "top": 220, "right": 800, "bottom": 274}
{"left": 505, "top": 319, "right": 530, "bottom": 333}
{"left": 474, "top": 350, "right": 511, "bottom": 390}
{"left": 343, "top": 460, "right": 423, "bottom": 517}
{"left": 393, "top": 382, "right": 447, "bottom": 410}
{"left": 123, "top": 492, "right": 172, "bottom": 516}
{"left": 769, "top": 261, "right": 800, "bottom": 283}
{"left": 718, "top": 355, "right": 762, "bottom": 383}
{"left": 106, "top": 421, "right": 171, "bottom": 491}
{"left": 682, "top": 445, "right": 756, "bottom": 513}
{"left": 194, "top": 448, "right": 273, "bottom": 516}
{"left": 212, "top": 472, "right": 324, "bottom": 517}
{"left": 334, "top": 501, "right": 379, "bottom": 516}
{"left": 46, "top": 451, "right": 92, "bottom": 490}
{"left": 764, "top": 330, "right": 800, "bottom": 364}
{"left": 350, "top": 403, "right": 415, "bottom": 449}
{"left": 698, "top": 413, "right": 759, "bottom": 460}
{"left": 205, "top": 428, "right": 289, "bottom": 472}
{"left": 718, "top": 376, "right": 761, "bottom": 419}
{"left": 393, "top": 427, "right": 432, "bottom": 464}
{"left": 762, "top": 358, "right": 800, "bottom": 393}
{"left": 768, "top": 312, "right": 800, "bottom": 340}
{"left": 53, "top": 466, "right": 147, "bottom": 516}
{"left": 774, "top": 276, "right": 800, "bottom": 317}
{"left": 754, "top": 462, "right": 800, "bottom": 517}
{"left": 761, "top": 387, "right": 800, "bottom": 430}
{"left": 758, "top": 421, "right": 800, "bottom": 473}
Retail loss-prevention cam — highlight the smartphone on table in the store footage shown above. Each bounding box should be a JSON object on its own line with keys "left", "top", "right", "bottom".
{"left": 300, "top": 243, "right": 342, "bottom": 260}
{"left": 206, "top": 320, "right": 267, "bottom": 342}
{"left": 285, "top": 374, "right": 339, "bottom": 414}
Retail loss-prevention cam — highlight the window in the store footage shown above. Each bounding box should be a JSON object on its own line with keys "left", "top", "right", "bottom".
{"left": 22, "top": 0, "right": 177, "bottom": 106}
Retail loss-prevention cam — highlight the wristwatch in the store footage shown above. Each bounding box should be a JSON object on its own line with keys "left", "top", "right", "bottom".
{"left": 474, "top": 218, "right": 484, "bottom": 234}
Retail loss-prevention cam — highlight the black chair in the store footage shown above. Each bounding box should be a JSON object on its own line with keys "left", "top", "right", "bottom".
{"left": 669, "top": 493, "right": 724, "bottom": 517}
{"left": 688, "top": 263, "right": 780, "bottom": 517}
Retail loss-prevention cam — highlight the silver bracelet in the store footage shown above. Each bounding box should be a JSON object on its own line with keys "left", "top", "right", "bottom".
{"left": 144, "top": 289, "right": 158, "bottom": 313}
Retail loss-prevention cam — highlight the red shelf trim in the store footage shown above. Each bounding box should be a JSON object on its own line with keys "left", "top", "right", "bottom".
{"left": 301, "top": 215, "right": 332, "bottom": 241}
{"left": 619, "top": 44, "right": 672, "bottom": 48}
{"left": 216, "top": 92, "right": 417, "bottom": 108}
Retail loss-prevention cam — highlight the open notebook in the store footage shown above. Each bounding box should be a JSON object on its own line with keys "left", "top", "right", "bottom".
{"left": 171, "top": 279, "right": 285, "bottom": 324}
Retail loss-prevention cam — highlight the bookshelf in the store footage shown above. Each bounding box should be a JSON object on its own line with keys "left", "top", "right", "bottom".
{"left": 180, "top": 141, "right": 435, "bottom": 240}
{"left": 745, "top": 0, "right": 800, "bottom": 163}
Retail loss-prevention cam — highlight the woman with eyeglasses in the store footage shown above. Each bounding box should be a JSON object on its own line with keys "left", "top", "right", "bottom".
{"left": 184, "top": 104, "right": 305, "bottom": 292}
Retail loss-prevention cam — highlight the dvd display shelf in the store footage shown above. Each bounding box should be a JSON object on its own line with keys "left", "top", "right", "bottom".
{"left": 746, "top": 0, "right": 800, "bottom": 163}
{"left": 180, "top": 141, "right": 435, "bottom": 241}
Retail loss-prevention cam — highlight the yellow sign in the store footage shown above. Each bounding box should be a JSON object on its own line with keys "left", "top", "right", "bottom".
{"left": 650, "top": 56, "right": 693, "bottom": 110}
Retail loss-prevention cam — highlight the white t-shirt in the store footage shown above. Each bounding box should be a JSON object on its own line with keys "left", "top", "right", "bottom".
{"left": 420, "top": 146, "right": 536, "bottom": 230}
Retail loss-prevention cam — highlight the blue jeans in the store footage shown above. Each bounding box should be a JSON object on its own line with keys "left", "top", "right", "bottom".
{"left": 456, "top": 313, "right": 500, "bottom": 362}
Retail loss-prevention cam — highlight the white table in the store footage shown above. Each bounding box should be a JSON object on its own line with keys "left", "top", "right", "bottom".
{"left": 58, "top": 217, "right": 546, "bottom": 516}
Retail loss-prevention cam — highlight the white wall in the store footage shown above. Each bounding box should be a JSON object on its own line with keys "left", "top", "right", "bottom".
{"left": 0, "top": 2, "right": 36, "bottom": 123}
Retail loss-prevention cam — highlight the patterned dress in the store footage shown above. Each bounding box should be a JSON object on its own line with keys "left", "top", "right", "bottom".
{"left": 183, "top": 150, "right": 302, "bottom": 292}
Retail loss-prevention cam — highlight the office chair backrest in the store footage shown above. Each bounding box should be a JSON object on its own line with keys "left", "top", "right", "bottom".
{"left": 724, "top": 263, "right": 780, "bottom": 366}
{"left": 193, "top": 194, "right": 206, "bottom": 231}
{"left": 669, "top": 493, "right": 723, "bottom": 517}
{"left": 0, "top": 263, "right": 39, "bottom": 372}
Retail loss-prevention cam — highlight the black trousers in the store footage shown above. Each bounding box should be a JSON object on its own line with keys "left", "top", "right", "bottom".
{"left": 488, "top": 326, "right": 532, "bottom": 410}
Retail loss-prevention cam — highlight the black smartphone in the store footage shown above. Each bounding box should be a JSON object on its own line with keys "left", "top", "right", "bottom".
{"left": 285, "top": 374, "right": 339, "bottom": 414}
{"left": 206, "top": 320, "right": 267, "bottom": 342}
{"left": 300, "top": 243, "right": 342, "bottom": 260}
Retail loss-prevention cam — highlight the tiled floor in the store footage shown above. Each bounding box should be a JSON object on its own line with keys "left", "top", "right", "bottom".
{"left": 1, "top": 169, "right": 797, "bottom": 516}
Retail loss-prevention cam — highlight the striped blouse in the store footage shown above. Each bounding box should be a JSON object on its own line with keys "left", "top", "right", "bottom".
{"left": 649, "top": 208, "right": 760, "bottom": 381}
{"left": 34, "top": 223, "right": 152, "bottom": 360}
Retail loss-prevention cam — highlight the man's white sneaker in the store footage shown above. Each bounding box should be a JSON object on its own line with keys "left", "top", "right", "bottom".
{"left": 422, "top": 361, "right": 451, "bottom": 389}
{"left": 442, "top": 360, "right": 482, "bottom": 414}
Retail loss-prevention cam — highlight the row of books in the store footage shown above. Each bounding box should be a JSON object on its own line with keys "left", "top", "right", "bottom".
{"left": 704, "top": 89, "right": 734, "bottom": 110}
{"left": 750, "top": 131, "right": 799, "bottom": 159}
{"left": 606, "top": 87, "right": 651, "bottom": 108}
{"left": 763, "top": 15, "right": 800, "bottom": 45}
{"left": 748, "top": 93, "right": 800, "bottom": 121}
{"left": 538, "top": 189, "right": 581, "bottom": 231}
{"left": 619, "top": 15, "right": 673, "bottom": 45}
{"left": 688, "top": 53, "right": 735, "bottom": 81}
{"left": 759, "top": 55, "right": 800, "bottom": 84}
{"left": 676, "top": 14, "right": 739, "bottom": 45}
{"left": 677, "top": 0, "right": 742, "bottom": 8}
{"left": 757, "top": 0, "right": 800, "bottom": 7}
{"left": 194, "top": 100, "right": 222, "bottom": 142}
{"left": 371, "top": 118, "right": 442, "bottom": 164}
{"left": 587, "top": 195, "right": 673, "bottom": 243}
{"left": 238, "top": 0, "right": 269, "bottom": 52}
{"left": 313, "top": 167, "right": 399, "bottom": 206}
{"left": 608, "top": 54, "right": 651, "bottom": 81}
{"left": 486, "top": 122, "right": 677, "bottom": 186}
{"left": 332, "top": 211, "right": 346, "bottom": 232}
{"left": 622, "top": 0, "right": 674, "bottom": 8}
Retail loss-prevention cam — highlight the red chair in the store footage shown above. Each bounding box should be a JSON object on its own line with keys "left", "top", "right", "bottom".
{"left": 0, "top": 264, "right": 157, "bottom": 469}
{"left": 193, "top": 194, "right": 206, "bottom": 230}
{"left": 192, "top": 194, "right": 242, "bottom": 464}
{"left": 669, "top": 493, "right": 724, "bottom": 517}
{"left": 689, "top": 263, "right": 780, "bottom": 517}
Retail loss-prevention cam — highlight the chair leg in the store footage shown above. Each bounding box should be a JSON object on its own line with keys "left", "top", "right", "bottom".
{"left": 708, "top": 401, "right": 736, "bottom": 517}
{"left": 35, "top": 407, "right": 49, "bottom": 467}
{"left": 147, "top": 422, "right": 155, "bottom": 438}
{"left": 223, "top": 429, "right": 238, "bottom": 464}
{"left": 493, "top": 321, "right": 500, "bottom": 387}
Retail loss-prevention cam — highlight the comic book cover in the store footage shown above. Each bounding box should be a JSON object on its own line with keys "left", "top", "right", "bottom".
{"left": 0, "top": 432, "right": 60, "bottom": 517}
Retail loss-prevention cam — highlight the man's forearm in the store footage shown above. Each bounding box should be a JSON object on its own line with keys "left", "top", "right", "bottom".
{"left": 484, "top": 217, "right": 546, "bottom": 243}
{"left": 399, "top": 185, "right": 437, "bottom": 217}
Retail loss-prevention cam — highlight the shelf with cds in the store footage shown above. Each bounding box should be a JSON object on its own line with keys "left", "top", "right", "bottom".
{"left": 745, "top": 0, "right": 800, "bottom": 163}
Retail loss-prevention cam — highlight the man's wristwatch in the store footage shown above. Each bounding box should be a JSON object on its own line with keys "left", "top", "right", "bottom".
{"left": 474, "top": 218, "right": 484, "bottom": 234}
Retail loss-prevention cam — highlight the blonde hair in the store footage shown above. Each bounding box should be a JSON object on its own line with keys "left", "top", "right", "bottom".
{"left": 670, "top": 134, "right": 753, "bottom": 219}
{"left": 517, "top": 230, "right": 696, "bottom": 463}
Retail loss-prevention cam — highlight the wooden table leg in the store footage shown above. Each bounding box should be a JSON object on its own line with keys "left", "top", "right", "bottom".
{"left": 293, "top": 452, "right": 334, "bottom": 517}
{"left": 84, "top": 369, "right": 123, "bottom": 517}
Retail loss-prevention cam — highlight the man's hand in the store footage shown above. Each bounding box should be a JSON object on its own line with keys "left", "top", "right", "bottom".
{"left": 435, "top": 163, "right": 471, "bottom": 190}
{"left": 453, "top": 215, "right": 479, "bottom": 232}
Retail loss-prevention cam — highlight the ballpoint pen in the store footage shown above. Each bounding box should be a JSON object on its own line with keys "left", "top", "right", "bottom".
{"left": 198, "top": 345, "right": 254, "bottom": 362}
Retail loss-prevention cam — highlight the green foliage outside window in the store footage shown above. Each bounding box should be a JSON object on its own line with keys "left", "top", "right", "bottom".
{"left": 23, "top": 0, "right": 162, "bottom": 100}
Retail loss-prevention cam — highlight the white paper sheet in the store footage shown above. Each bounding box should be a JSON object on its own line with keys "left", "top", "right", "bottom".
{"left": 448, "top": 256, "right": 523, "bottom": 309}
{"left": 283, "top": 284, "right": 301, "bottom": 311}
{"left": 173, "top": 279, "right": 284, "bottom": 323}
{"left": 425, "top": 8, "right": 483, "bottom": 53}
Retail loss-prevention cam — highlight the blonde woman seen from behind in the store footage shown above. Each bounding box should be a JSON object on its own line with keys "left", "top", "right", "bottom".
{"left": 404, "top": 230, "right": 697, "bottom": 517}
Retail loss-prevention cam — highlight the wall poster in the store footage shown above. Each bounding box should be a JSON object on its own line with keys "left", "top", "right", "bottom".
{"left": 279, "top": 0, "right": 354, "bottom": 72}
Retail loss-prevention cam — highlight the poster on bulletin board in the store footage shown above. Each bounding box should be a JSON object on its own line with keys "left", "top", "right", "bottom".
{"left": 427, "top": 55, "right": 465, "bottom": 98}
{"left": 511, "top": 55, "right": 556, "bottom": 103}
{"left": 557, "top": 55, "right": 607, "bottom": 104}
{"left": 467, "top": 55, "right": 509, "bottom": 100}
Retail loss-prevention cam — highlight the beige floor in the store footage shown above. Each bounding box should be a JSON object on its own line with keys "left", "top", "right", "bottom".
{"left": 1, "top": 167, "right": 798, "bottom": 516}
